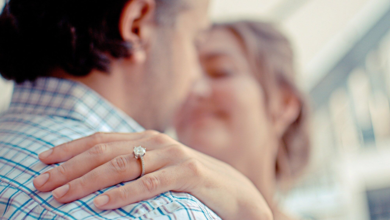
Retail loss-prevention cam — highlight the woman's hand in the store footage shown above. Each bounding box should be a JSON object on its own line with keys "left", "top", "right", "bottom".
{"left": 33, "top": 131, "right": 273, "bottom": 220}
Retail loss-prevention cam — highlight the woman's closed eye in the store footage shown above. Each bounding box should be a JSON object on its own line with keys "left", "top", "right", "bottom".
{"left": 208, "top": 68, "right": 236, "bottom": 78}
{"left": 205, "top": 58, "right": 239, "bottom": 78}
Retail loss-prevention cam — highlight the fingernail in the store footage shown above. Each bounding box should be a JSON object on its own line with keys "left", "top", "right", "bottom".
{"left": 39, "top": 149, "right": 53, "bottom": 159}
{"left": 53, "top": 184, "right": 69, "bottom": 199}
{"left": 34, "top": 173, "right": 49, "bottom": 188}
{"left": 94, "top": 195, "right": 109, "bottom": 207}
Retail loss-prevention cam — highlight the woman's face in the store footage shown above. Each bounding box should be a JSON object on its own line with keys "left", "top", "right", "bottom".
{"left": 174, "top": 28, "right": 278, "bottom": 173}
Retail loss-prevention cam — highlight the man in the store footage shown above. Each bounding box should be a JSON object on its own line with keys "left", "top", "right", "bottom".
{"left": 0, "top": 0, "right": 219, "bottom": 219}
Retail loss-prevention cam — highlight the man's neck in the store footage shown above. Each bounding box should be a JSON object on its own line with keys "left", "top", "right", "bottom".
{"left": 51, "top": 67, "right": 152, "bottom": 130}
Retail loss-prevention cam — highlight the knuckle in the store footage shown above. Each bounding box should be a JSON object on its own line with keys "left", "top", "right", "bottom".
{"left": 91, "top": 132, "right": 106, "bottom": 145}
{"left": 88, "top": 144, "right": 109, "bottom": 156}
{"left": 118, "top": 186, "right": 132, "bottom": 201}
{"left": 110, "top": 156, "right": 130, "bottom": 172}
{"left": 141, "top": 175, "right": 160, "bottom": 193}
{"left": 165, "top": 144, "right": 187, "bottom": 158}
{"left": 151, "top": 133, "right": 171, "bottom": 146}
{"left": 184, "top": 159, "right": 203, "bottom": 177}
{"left": 78, "top": 176, "right": 89, "bottom": 189}
{"left": 57, "top": 164, "right": 68, "bottom": 176}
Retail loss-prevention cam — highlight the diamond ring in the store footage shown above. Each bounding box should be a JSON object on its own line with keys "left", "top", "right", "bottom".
{"left": 133, "top": 146, "right": 146, "bottom": 177}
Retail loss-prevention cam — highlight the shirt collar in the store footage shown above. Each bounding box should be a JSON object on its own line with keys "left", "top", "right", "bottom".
{"left": 8, "top": 77, "right": 144, "bottom": 133}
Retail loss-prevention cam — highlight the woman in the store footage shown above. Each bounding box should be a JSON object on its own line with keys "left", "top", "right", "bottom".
{"left": 34, "top": 21, "right": 310, "bottom": 219}
{"left": 175, "top": 21, "right": 310, "bottom": 218}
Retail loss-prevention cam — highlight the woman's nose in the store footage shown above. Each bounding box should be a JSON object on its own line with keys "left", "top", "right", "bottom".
{"left": 191, "top": 77, "right": 212, "bottom": 99}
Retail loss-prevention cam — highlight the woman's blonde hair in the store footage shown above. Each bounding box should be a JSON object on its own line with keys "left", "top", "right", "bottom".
{"left": 216, "top": 21, "right": 310, "bottom": 183}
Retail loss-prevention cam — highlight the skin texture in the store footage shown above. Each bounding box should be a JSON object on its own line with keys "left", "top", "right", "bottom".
{"left": 175, "top": 27, "right": 300, "bottom": 219}
{"left": 64, "top": 0, "right": 211, "bottom": 132}
{"left": 176, "top": 27, "right": 279, "bottom": 203}
{"left": 33, "top": 25, "right": 303, "bottom": 220}
{"left": 34, "top": 132, "right": 273, "bottom": 220}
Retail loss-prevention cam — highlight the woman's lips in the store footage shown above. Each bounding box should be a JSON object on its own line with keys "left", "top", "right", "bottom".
{"left": 182, "top": 109, "right": 227, "bottom": 127}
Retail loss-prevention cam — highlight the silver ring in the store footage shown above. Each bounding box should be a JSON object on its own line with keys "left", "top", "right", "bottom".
{"left": 133, "top": 146, "right": 146, "bottom": 177}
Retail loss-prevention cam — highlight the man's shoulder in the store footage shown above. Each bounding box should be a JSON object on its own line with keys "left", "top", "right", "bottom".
{"left": 0, "top": 185, "right": 220, "bottom": 220}
{"left": 0, "top": 112, "right": 95, "bottom": 145}
{"left": 0, "top": 112, "right": 91, "bottom": 219}
{"left": 0, "top": 113, "right": 93, "bottom": 177}
{"left": 141, "top": 191, "right": 221, "bottom": 220}
{"left": 0, "top": 113, "right": 220, "bottom": 220}
{"left": 0, "top": 112, "right": 91, "bottom": 186}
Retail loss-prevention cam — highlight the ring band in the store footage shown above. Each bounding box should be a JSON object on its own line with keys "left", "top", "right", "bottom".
{"left": 140, "top": 156, "right": 145, "bottom": 177}
{"left": 133, "top": 146, "right": 146, "bottom": 178}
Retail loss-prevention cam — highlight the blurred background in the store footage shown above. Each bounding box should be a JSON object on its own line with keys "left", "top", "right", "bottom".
{"left": 1, "top": 0, "right": 390, "bottom": 219}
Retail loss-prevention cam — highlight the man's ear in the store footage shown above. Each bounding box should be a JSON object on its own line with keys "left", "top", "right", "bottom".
{"left": 119, "top": 0, "right": 156, "bottom": 63}
{"left": 272, "top": 85, "right": 301, "bottom": 138}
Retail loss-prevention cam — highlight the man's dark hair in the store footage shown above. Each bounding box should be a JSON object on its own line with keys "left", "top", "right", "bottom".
{"left": 0, "top": 0, "right": 183, "bottom": 83}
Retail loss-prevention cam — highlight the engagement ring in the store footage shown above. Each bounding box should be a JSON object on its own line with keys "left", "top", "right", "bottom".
{"left": 133, "top": 146, "right": 146, "bottom": 177}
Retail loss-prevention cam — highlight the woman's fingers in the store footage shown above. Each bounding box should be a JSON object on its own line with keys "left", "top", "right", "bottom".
{"left": 34, "top": 141, "right": 133, "bottom": 191}
{"left": 34, "top": 136, "right": 180, "bottom": 192}
{"left": 33, "top": 131, "right": 193, "bottom": 205}
{"left": 38, "top": 131, "right": 158, "bottom": 164}
{"left": 93, "top": 167, "right": 181, "bottom": 210}
{"left": 51, "top": 149, "right": 167, "bottom": 203}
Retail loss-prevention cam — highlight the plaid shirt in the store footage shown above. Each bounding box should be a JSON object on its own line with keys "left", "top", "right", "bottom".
{"left": 0, "top": 77, "right": 221, "bottom": 220}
